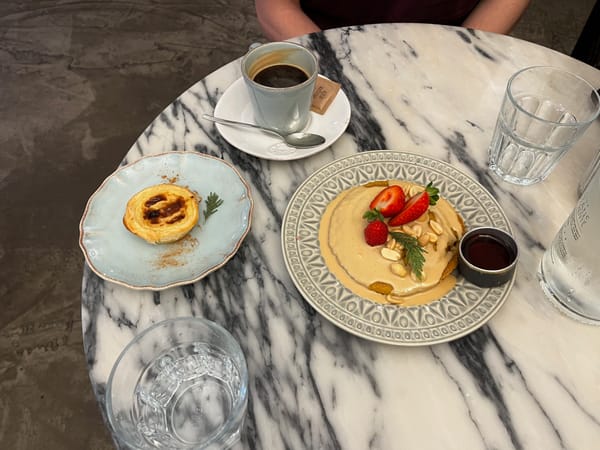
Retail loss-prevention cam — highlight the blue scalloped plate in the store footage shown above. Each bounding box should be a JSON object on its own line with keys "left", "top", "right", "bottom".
{"left": 79, "top": 152, "right": 253, "bottom": 290}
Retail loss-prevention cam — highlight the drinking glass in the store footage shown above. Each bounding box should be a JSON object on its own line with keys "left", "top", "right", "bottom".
{"left": 488, "top": 66, "right": 600, "bottom": 185}
{"left": 106, "top": 317, "right": 248, "bottom": 449}
{"left": 539, "top": 167, "right": 600, "bottom": 324}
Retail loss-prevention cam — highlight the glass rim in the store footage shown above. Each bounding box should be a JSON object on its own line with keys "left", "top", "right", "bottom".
{"left": 105, "top": 316, "right": 248, "bottom": 449}
{"left": 507, "top": 65, "right": 600, "bottom": 126}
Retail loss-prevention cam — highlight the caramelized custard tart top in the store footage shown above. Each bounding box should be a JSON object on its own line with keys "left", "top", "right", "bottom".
{"left": 123, "top": 184, "right": 200, "bottom": 244}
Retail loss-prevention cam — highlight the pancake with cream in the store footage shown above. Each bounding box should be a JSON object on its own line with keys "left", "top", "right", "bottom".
{"left": 319, "top": 180, "right": 465, "bottom": 306}
{"left": 123, "top": 184, "right": 200, "bottom": 244}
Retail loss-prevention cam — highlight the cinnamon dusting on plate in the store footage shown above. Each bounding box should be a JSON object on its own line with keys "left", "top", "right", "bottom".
{"left": 161, "top": 174, "right": 180, "bottom": 184}
{"left": 154, "top": 234, "right": 199, "bottom": 268}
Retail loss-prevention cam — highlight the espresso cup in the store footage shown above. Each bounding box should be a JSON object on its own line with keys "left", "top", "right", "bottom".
{"left": 241, "top": 41, "right": 318, "bottom": 134}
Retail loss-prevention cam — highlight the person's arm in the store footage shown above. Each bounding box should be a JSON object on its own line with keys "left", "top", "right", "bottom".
{"left": 255, "top": 0, "right": 321, "bottom": 41}
{"left": 462, "top": 0, "right": 531, "bottom": 34}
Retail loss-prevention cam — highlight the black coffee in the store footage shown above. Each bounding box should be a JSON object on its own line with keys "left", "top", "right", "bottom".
{"left": 253, "top": 64, "right": 309, "bottom": 88}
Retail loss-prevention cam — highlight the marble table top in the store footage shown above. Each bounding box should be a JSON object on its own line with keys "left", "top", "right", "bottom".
{"left": 81, "top": 23, "right": 600, "bottom": 449}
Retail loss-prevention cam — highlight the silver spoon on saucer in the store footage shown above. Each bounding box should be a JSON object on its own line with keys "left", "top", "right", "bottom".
{"left": 202, "top": 114, "right": 326, "bottom": 148}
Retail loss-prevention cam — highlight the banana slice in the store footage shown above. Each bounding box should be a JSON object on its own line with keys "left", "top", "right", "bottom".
{"left": 123, "top": 184, "right": 200, "bottom": 244}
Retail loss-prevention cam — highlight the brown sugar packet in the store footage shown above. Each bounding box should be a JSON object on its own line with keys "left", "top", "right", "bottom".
{"left": 311, "top": 75, "right": 341, "bottom": 115}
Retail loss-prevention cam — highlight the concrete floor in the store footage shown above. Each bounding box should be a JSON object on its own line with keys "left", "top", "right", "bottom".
{"left": 0, "top": 0, "right": 596, "bottom": 448}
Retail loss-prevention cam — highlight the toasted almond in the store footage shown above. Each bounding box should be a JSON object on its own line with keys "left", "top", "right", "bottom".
{"left": 381, "top": 247, "right": 401, "bottom": 261}
{"left": 402, "top": 225, "right": 414, "bottom": 236}
{"left": 418, "top": 233, "right": 430, "bottom": 246}
{"left": 429, "top": 219, "right": 443, "bottom": 235}
{"left": 390, "top": 263, "right": 407, "bottom": 277}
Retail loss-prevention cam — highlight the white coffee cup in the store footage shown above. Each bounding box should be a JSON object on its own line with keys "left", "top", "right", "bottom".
{"left": 241, "top": 41, "right": 318, "bottom": 134}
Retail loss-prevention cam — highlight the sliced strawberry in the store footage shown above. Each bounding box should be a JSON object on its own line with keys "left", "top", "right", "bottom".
{"left": 364, "top": 220, "right": 388, "bottom": 246}
{"left": 388, "top": 183, "right": 439, "bottom": 226}
{"left": 368, "top": 185, "right": 406, "bottom": 217}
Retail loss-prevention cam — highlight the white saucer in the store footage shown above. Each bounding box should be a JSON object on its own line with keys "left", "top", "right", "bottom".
{"left": 213, "top": 77, "right": 351, "bottom": 161}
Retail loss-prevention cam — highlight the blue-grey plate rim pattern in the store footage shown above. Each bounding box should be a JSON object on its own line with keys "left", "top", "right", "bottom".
{"left": 281, "top": 150, "right": 514, "bottom": 346}
{"left": 79, "top": 151, "right": 253, "bottom": 290}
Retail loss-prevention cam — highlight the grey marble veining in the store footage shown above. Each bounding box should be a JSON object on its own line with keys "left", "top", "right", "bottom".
{"left": 82, "top": 24, "right": 600, "bottom": 449}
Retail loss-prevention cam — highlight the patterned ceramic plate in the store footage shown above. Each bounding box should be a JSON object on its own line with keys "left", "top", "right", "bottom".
{"left": 79, "top": 152, "right": 253, "bottom": 290}
{"left": 281, "top": 151, "right": 514, "bottom": 346}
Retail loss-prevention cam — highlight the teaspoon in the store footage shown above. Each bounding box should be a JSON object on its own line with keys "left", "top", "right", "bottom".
{"left": 202, "top": 114, "right": 326, "bottom": 148}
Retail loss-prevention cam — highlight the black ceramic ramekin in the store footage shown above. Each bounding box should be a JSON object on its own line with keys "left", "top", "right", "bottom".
{"left": 458, "top": 227, "right": 518, "bottom": 288}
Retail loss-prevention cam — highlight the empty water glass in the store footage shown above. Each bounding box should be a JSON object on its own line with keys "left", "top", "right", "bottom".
{"left": 488, "top": 66, "right": 600, "bottom": 185}
{"left": 106, "top": 317, "right": 248, "bottom": 449}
